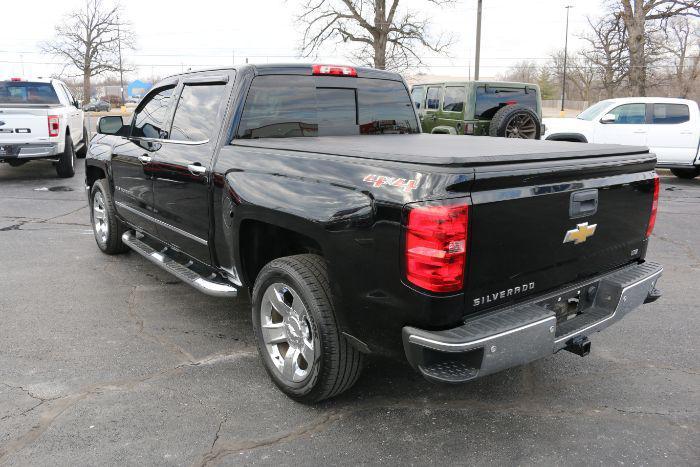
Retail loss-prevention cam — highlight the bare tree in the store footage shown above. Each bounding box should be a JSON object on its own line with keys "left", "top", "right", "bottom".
{"left": 298, "top": 0, "right": 454, "bottom": 70}
{"left": 661, "top": 17, "right": 700, "bottom": 97}
{"left": 499, "top": 60, "right": 539, "bottom": 83}
{"left": 580, "top": 15, "right": 629, "bottom": 98}
{"left": 611, "top": 0, "right": 700, "bottom": 96}
{"left": 41, "top": 0, "right": 133, "bottom": 101}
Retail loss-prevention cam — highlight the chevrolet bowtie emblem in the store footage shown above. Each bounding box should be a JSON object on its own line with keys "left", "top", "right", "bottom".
{"left": 563, "top": 222, "right": 597, "bottom": 244}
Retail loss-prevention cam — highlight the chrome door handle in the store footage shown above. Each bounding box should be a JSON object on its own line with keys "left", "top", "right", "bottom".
{"left": 138, "top": 154, "right": 152, "bottom": 163}
{"left": 188, "top": 164, "right": 206, "bottom": 175}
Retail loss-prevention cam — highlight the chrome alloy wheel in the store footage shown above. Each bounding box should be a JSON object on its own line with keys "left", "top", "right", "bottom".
{"left": 92, "top": 191, "right": 109, "bottom": 244}
{"left": 505, "top": 113, "right": 537, "bottom": 139}
{"left": 260, "top": 282, "right": 317, "bottom": 383}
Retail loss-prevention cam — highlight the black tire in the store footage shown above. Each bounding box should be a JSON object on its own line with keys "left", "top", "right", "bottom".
{"left": 252, "top": 254, "right": 363, "bottom": 403}
{"left": 488, "top": 104, "right": 541, "bottom": 139}
{"left": 56, "top": 135, "right": 75, "bottom": 178}
{"left": 76, "top": 126, "right": 88, "bottom": 159}
{"left": 89, "top": 179, "right": 130, "bottom": 254}
{"left": 670, "top": 168, "right": 700, "bottom": 179}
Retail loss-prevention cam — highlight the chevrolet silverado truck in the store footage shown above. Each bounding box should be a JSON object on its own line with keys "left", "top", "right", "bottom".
{"left": 0, "top": 78, "right": 88, "bottom": 177}
{"left": 85, "top": 64, "right": 662, "bottom": 402}
{"left": 544, "top": 97, "right": 700, "bottom": 179}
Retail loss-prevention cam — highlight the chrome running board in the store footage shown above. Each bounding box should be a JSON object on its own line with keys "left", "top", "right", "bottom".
{"left": 121, "top": 231, "right": 238, "bottom": 298}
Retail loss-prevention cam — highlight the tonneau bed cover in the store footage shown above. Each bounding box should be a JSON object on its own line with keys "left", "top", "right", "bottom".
{"left": 233, "top": 134, "right": 650, "bottom": 167}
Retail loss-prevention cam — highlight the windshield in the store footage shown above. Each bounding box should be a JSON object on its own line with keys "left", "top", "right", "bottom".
{"left": 0, "top": 81, "right": 60, "bottom": 105}
{"left": 236, "top": 75, "right": 419, "bottom": 139}
{"left": 577, "top": 100, "right": 613, "bottom": 120}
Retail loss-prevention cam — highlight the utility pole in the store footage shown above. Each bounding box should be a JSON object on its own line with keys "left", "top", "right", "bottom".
{"left": 560, "top": 5, "right": 572, "bottom": 114}
{"left": 474, "top": 0, "right": 483, "bottom": 80}
{"left": 117, "top": 16, "right": 125, "bottom": 107}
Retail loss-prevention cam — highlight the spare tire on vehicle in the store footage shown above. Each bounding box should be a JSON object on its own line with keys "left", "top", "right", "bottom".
{"left": 488, "top": 104, "right": 541, "bottom": 139}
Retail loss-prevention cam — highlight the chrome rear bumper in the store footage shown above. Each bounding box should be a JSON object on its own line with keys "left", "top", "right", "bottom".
{"left": 403, "top": 262, "right": 663, "bottom": 383}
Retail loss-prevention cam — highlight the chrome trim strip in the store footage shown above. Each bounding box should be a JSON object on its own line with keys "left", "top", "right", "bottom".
{"left": 553, "top": 267, "right": 663, "bottom": 344}
{"left": 115, "top": 201, "right": 208, "bottom": 246}
{"left": 408, "top": 316, "right": 556, "bottom": 351}
{"left": 133, "top": 137, "right": 209, "bottom": 146}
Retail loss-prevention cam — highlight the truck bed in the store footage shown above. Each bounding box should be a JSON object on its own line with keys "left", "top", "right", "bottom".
{"left": 234, "top": 134, "right": 650, "bottom": 167}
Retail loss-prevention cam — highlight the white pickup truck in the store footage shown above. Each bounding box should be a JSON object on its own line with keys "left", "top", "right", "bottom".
{"left": 0, "top": 78, "right": 88, "bottom": 178}
{"left": 544, "top": 97, "right": 700, "bottom": 179}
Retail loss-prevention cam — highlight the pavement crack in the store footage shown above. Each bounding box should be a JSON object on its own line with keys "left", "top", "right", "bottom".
{"left": 0, "top": 350, "right": 254, "bottom": 464}
{"left": 195, "top": 411, "right": 343, "bottom": 467}
{"left": 126, "top": 285, "right": 196, "bottom": 365}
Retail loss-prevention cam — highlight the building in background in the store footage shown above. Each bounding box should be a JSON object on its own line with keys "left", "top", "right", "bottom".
{"left": 127, "top": 80, "right": 152, "bottom": 99}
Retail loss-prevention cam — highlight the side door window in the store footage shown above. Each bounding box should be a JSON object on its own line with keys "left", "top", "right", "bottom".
{"left": 443, "top": 86, "right": 465, "bottom": 113}
{"left": 411, "top": 86, "right": 426, "bottom": 110}
{"left": 606, "top": 103, "right": 646, "bottom": 124}
{"left": 652, "top": 103, "right": 689, "bottom": 124}
{"left": 131, "top": 86, "right": 175, "bottom": 139}
{"left": 425, "top": 86, "right": 441, "bottom": 111}
{"left": 170, "top": 83, "right": 228, "bottom": 142}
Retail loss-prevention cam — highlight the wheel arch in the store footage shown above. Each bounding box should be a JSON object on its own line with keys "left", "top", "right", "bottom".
{"left": 545, "top": 133, "right": 588, "bottom": 143}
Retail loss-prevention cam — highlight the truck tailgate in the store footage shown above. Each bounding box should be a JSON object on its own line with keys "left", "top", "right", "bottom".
{"left": 465, "top": 152, "right": 657, "bottom": 315}
{"left": 0, "top": 107, "right": 50, "bottom": 143}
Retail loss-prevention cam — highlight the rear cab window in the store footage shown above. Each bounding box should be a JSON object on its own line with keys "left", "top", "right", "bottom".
{"left": 236, "top": 75, "right": 419, "bottom": 138}
{"left": 475, "top": 86, "right": 536, "bottom": 120}
{"left": 652, "top": 103, "right": 689, "bottom": 124}
{"left": 0, "top": 81, "right": 60, "bottom": 105}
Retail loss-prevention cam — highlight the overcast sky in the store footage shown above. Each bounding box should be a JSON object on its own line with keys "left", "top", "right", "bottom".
{"left": 1, "top": 0, "right": 605, "bottom": 81}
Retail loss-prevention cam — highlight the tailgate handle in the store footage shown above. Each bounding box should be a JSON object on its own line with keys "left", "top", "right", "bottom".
{"left": 570, "top": 189, "right": 598, "bottom": 218}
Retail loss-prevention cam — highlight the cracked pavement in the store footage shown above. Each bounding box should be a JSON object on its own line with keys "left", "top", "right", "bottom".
{"left": 0, "top": 161, "right": 698, "bottom": 466}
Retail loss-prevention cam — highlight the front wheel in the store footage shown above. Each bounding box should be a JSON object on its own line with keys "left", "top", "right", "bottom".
{"left": 670, "top": 167, "right": 700, "bottom": 179}
{"left": 252, "top": 254, "right": 364, "bottom": 403}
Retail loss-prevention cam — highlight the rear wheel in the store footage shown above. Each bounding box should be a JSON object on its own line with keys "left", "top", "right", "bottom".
{"left": 56, "top": 135, "right": 75, "bottom": 178}
{"left": 90, "top": 179, "right": 129, "bottom": 254}
{"left": 489, "top": 104, "right": 541, "bottom": 139}
{"left": 252, "top": 254, "right": 363, "bottom": 403}
{"left": 670, "top": 168, "right": 700, "bottom": 179}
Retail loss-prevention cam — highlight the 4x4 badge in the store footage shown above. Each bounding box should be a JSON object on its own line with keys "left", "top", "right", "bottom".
{"left": 563, "top": 222, "right": 597, "bottom": 244}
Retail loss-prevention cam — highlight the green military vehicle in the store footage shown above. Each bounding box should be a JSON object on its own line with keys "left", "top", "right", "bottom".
{"left": 410, "top": 81, "right": 543, "bottom": 139}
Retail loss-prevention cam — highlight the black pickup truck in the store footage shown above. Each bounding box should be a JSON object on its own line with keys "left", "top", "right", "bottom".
{"left": 86, "top": 64, "right": 662, "bottom": 402}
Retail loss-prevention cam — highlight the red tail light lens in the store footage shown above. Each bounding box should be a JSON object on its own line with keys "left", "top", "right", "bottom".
{"left": 404, "top": 201, "right": 469, "bottom": 293}
{"left": 646, "top": 174, "right": 659, "bottom": 238}
{"left": 311, "top": 64, "right": 357, "bottom": 77}
{"left": 48, "top": 115, "right": 60, "bottom": 137}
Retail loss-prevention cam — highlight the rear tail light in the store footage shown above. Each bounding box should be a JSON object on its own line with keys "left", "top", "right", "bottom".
{"left": 404, "top": 200, "right": 469, "bottom": 293}
{"left": 10, "top": 77, "right": 22, "bottom": 81}
{"left": 311, "top": 64, "right": 357, "bottom": 77}
{"left": 645, "top": 174, "right": 659, "bottom": 238}
{"left": 48, "top": 115, "right": 60, "bottom": 137}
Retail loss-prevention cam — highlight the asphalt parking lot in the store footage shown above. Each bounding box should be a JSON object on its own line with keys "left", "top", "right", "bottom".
{"left": 0, "top": 160, "right": 698, "bottom": 466}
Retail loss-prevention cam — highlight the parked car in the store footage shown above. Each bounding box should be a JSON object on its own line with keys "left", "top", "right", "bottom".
{"left": 544, "top": 97, "right": 700, "bottom": 179}
{"left": 411, "top": 81, "right": 543, "bottom": 139}
{"left": 84, "top": 99, "right": 111, "bottom": 112}
{"left": 86, "top": 64, "right": 662, "bottom": 402}
{"left": 0, "top": 77, "right": 87, "bottom": 177}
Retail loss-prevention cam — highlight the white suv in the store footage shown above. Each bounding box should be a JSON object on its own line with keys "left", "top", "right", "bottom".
{"left": 0, "top": 78, "right": 87, "bottom": 177}
{"left": 544, "top": 97, "right": 700, "bottom": 179}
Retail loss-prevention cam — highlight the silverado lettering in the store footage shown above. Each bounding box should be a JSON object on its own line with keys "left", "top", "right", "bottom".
{"left": 85, "top": 64, "right": 663, "bottom": 403}
{"left": 473, "top": 282, "right": 536, "bottom": 307}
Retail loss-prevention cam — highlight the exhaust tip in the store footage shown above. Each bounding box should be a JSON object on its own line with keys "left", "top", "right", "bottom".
{"left": 565, "top": 335, "right": 591, "bottom": 357}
